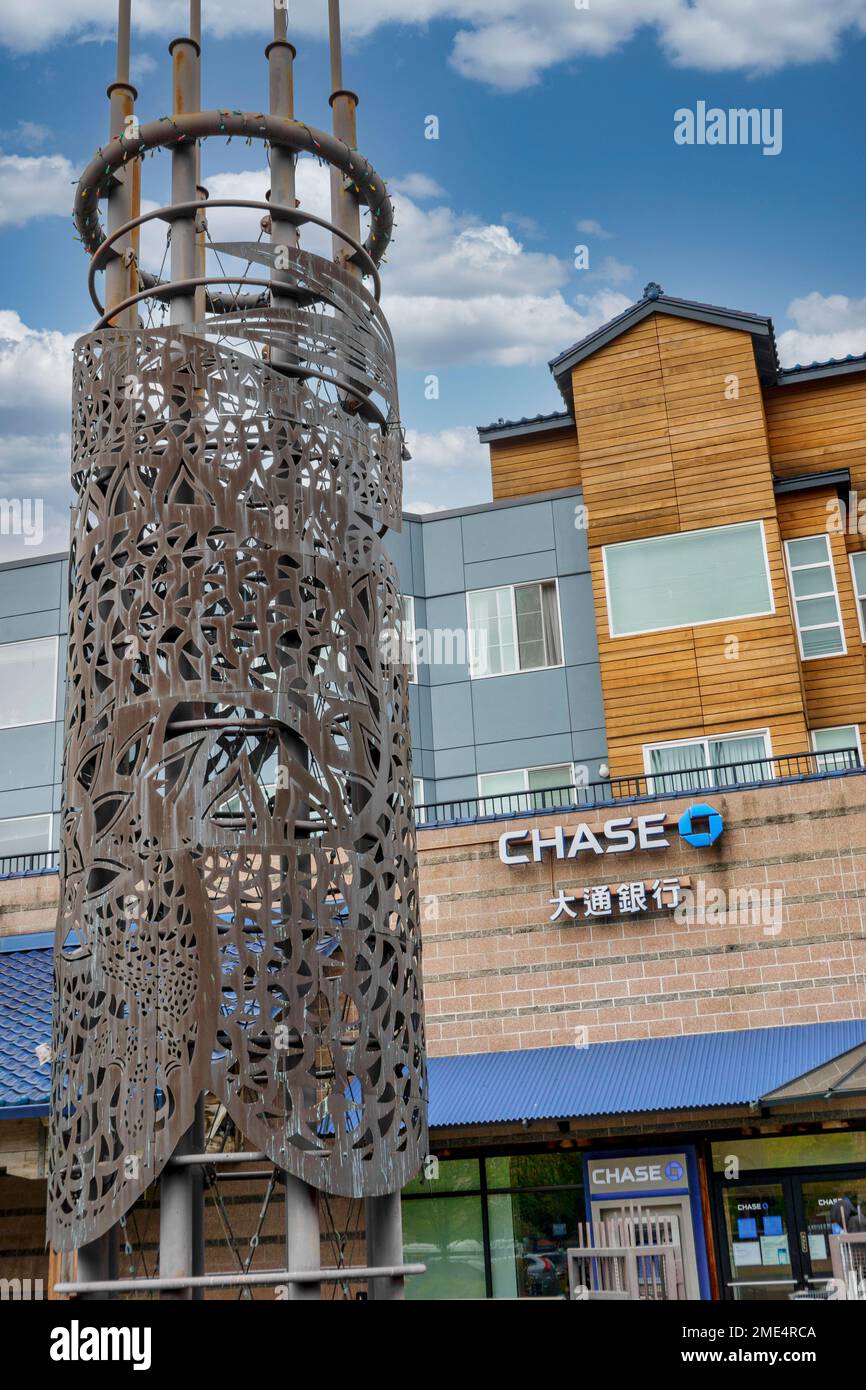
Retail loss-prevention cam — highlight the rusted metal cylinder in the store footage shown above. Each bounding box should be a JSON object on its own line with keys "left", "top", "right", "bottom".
{"left": 169, "top": 36, "right": 200, "bottom": 325}
{"left": 105, "top": 81, "right": 139, "bottom": 326}
{"left": 267, "top": 33, "right": 299, "bottom": 273}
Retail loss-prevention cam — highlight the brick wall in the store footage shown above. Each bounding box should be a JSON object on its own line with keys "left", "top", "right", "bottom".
{"left": 418, "top": 773, "right": 866, "bottom": 1054}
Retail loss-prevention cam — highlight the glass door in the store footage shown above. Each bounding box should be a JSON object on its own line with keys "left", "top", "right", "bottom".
{"left": 795, "top": 1175, "right": 866, "bottom": 1294}
{"left": 719, "top": 1180, "right": 803, "bottom": 1300}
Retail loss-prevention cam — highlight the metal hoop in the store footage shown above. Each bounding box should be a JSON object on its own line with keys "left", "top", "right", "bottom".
{"left": 89, "top": 198, "right": 382, "bottom": 315}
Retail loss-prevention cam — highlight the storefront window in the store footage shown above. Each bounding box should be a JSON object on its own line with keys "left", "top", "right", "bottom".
{"left": 711, "top": 1132, "right": 866, "bottom": 1172}
{"left": 403, "top": 1195, "right": 486, "bottom": 1301}
{"left": 403, "top": 1151, "right": 585, "bottom": 1300}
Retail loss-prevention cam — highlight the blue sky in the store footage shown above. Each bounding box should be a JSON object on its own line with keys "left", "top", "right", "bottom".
{"left": 0, "top": 1, "right": 865, "bottom": 551}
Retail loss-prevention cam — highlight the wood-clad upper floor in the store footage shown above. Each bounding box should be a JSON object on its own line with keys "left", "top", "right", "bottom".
{"left": 478, "top": 294, "right": 866, "bottom": 777}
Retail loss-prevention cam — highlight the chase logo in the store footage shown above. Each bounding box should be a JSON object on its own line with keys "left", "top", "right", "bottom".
{"left": 678, "top": 803, "right": 724, "bottom": 848}
{"left": 665, "top": 1160, "right": 684, "bottom": 1182}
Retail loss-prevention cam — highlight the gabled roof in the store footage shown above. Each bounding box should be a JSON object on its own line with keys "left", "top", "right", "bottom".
{"left": 549, "top": 283, "right": 780, "bottom": 411}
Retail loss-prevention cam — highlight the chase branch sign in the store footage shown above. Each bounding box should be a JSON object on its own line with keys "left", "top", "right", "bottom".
{"left": 498, "top": 803, "right": 724, "bottom": 865}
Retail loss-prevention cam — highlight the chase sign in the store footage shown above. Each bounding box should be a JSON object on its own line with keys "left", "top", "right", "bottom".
{"left": 499, "top": 804, "right": 725, "bottom": 865}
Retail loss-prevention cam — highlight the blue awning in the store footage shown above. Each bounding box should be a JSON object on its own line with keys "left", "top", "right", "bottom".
{"left": 427, "top": 1021, "right": 866, "bottom": 1127}
{"left": 0, "top": 939, "right": 53, "bottom": 1113}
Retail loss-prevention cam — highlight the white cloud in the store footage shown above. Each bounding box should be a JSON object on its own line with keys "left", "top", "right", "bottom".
{"left": 587, "top": 256, "right": 634, "bottom": 286}
{"left": 0, "top": 121, "right": 51, "bottom": 150}
{"left": 0, "top": 152, "right": 75, "bottom": 226}
{"left": 576, "top": 219, "right": 614, "bottom": 239}
{"left": 0, "top": 1, "right": 864, "bottom": 87}
{"left": 0, "top": 311, "right": 77, "bottom": 428}
{"left": 403, "top": 425, "right": 490, "bottom": 512}
{"left": 391, "top": 173, "right": 446, "bottom": 201}
{"left": 0, "top": 432, "right": 71, "bottom": 558}
{"left": 777, "top": 292, "right": 866, "bottom": 368}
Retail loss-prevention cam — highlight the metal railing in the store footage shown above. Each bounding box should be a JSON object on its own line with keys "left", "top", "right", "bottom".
{"left": 414, "top": 748, "right": 864, "bottom": 828}
{"left": 0, "top": 849, "right": 59, "bottom": 877}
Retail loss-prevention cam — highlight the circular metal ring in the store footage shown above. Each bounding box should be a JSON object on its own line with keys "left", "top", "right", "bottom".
{"left": 89, "top": 197, "right": 382, "bottom": 315}
{"left": 74, "top": 109, "right": 393, "bottom": 268}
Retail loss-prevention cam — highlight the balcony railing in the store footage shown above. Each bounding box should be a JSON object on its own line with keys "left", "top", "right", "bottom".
{"left": 0, "top": 750, "right": 861, "bottom": 872}
{"left": 0, "top": 849, "right": 59, "bottom": 877}
{"left": 414, "top": 748, "right": 864, "bottom": 828}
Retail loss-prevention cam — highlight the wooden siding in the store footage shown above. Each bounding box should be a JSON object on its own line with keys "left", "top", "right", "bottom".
{"left": 574, "top": 316, "right": 808, "bottom": 776}
{"left": 489, "top": 425, "right": 581, "bottom": 499}
{"left": 765, "top": 373, "right": 866, "bottom": 482}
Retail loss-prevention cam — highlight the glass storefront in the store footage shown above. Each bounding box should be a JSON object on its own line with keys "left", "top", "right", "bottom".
{"left": 402, "top": 1152, "right": 584, "bottom": 1300}
{"left": 711, "top": 1133, "right": 866, "bottom": 1300}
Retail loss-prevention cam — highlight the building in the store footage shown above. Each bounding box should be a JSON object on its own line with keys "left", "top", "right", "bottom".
{"left": 3, "top": 286, "right": 866, "bottom": 1300}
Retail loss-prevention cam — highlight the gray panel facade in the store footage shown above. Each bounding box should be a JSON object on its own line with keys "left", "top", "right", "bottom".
{"left": 0, "top": 488, "right": 606, "bottom": 824}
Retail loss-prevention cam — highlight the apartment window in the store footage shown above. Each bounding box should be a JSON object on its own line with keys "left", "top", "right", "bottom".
{"left": 478, "top": 764, "right": 574, "bottom": 814}
{"left": 850, "top": 552, "right": 866, "bottom": 642}
{"left": 0, "top": 637, "right": 58, "bottom": 730}
{"left": 603, "top": 521, "right": 773, "bottom": 638}
{"left": 413, "top": 777, "right": 425, "bottom": 807}
{"left": 402, "top": 595, "right": 418, "bottom": 683}
{"left": 644, "top": 731, "right": 772, "bottom": 793}
{"left": 785, "top": 535, "right": 845, "bottom": 659}
{"left": 467, "top": 580, "right": 563, "bottom": 679}
{"left": 0, "top": 813, "right": 52, "bottom": 858}
{"left": 811, "top": 726, "right": 863, "bottom": 773}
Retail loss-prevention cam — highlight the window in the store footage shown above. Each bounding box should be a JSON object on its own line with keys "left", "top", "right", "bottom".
{"left": 811, "top": 725, "right": 862, "bottom": 773}
{"left": 785, "top": 535, "right": 845, "bottom": 659}
{"left": 413, "top": 777, "right": 425, "bottom": 807}
{"left": 467, "top": 580, "right": 563, "bottom": 679}
{"left": 0, "top": 814, "right": 52, "bottom": 858}
{"left": 403, "top": 1153, "right": 585, "bottom": 1301}
{"left": 603, "top": 521, "right": 773, "bottom": 638}
{"left": 850, "top": 552, "right": 866, "bottom": 642}
{"left": 478, "top": 764, "right": 574, "bottom": 814}
{"left": 644, "top": 731, "right": 772, "bottom": 793}
{"left": 0, "top": 637, "right": 58, "bottom": 729}
{"left": 401, "top": 595, "right": 418, "bottom": 683}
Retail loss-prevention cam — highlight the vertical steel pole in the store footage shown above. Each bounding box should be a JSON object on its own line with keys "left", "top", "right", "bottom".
{"left": 106, "top": 0, "right": 138, "bottom": 326}
{"left": 365, "top": 1193, "right": 406, "bottom": 1300}
{"left": 284, "top": 1173, "right": 321, "bottom": 1300}
{"left": 75, "top": 1228, "right": 118, "bottom": 1300}
{"left": 268, "top": 5, "right": 298, "bottom": 268}
{"left": 327, "top": 0, "right": 361, "bottom": 276}
{"left": 159, "top": 7, "right": 204, "bottom": 1300}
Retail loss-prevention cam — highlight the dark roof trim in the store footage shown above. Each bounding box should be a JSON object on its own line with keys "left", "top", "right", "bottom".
{"left": 549, "top": 293, "right": 779, "bottom": 409}
{"left": 777, "top": 356, "right": 866, "bottom": 385}
{"left": 0, "top": 1102, "right": 48, "bottom": 1121}
{"left": 773, "top": 469, "right": 851, "bottom": 498}
{"left": 477, "top": 411, "right": 574, "bottom": 444}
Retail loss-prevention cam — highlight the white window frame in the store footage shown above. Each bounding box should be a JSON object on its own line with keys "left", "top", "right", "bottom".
{"left": 642, "top": 729, "right": 774, "bottom": 783}
{"left": 0, "top": 636, "right": 59, "bottom": 731}
{"left": 784, "top": 534, "right": 847, "bottom": 661}
{"left": 601, "top": 520, "right": 775, "bottom": 639}
{"left": 810, "top": 725, "right": 863, "bottom": 766}
{"left": 402, "top": 594, "right": 418, "bottom": 683}
{"left": 466, "top": 577, "right": 564, "bottom": 681}
{"left": 0, "top": 812, "right": 53, "bottom": 856}
{"left": 849, "top": 553, "right": 866, "bottom": 644}
{"left": 477, "top": 762, "right": 576, "bottom": 801}
{"left": 413, "top": 777, "right": 425, "bottom": 807}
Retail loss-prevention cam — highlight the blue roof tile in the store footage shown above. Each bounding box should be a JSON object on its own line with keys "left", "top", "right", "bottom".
{"left": 0, "top": 944, "right": 53, "bottom": 1110}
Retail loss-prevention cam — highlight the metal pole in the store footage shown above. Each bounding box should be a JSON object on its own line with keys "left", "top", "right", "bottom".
{"left": 327, "top": 0, "right": 361, "bottom": 276}
{"left": 365, "top": 1193, "right": 406, "bottom": 1300}
{"left": 105, "top": 0, "right": 138, "bottom": 326}
{"left": 168, "top": 19, "right": 200, "bottom": 325}
{"left": 55, "top": 1261, "right": 426, "bottom": 1298}
{"left": 284, "top": 1172, "right": 321, "bottom": 1300}
{"left": 159, "top": 5, "right": 204, "bottom": 1301}
{"left": 267, "top": 8, "right": 299, "bottom": 269}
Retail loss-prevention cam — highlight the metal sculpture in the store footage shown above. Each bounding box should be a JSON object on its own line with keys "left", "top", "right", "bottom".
{"left": 48, "top": 0, "right": 426, "bottom": 1295}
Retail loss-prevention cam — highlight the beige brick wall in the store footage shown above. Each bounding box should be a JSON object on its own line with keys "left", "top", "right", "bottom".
{"left": 0, "top": 872, "right": 58, "bottom": 939}
{"left": 418, "top": 775, "right": 866, "bottom": 1054}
